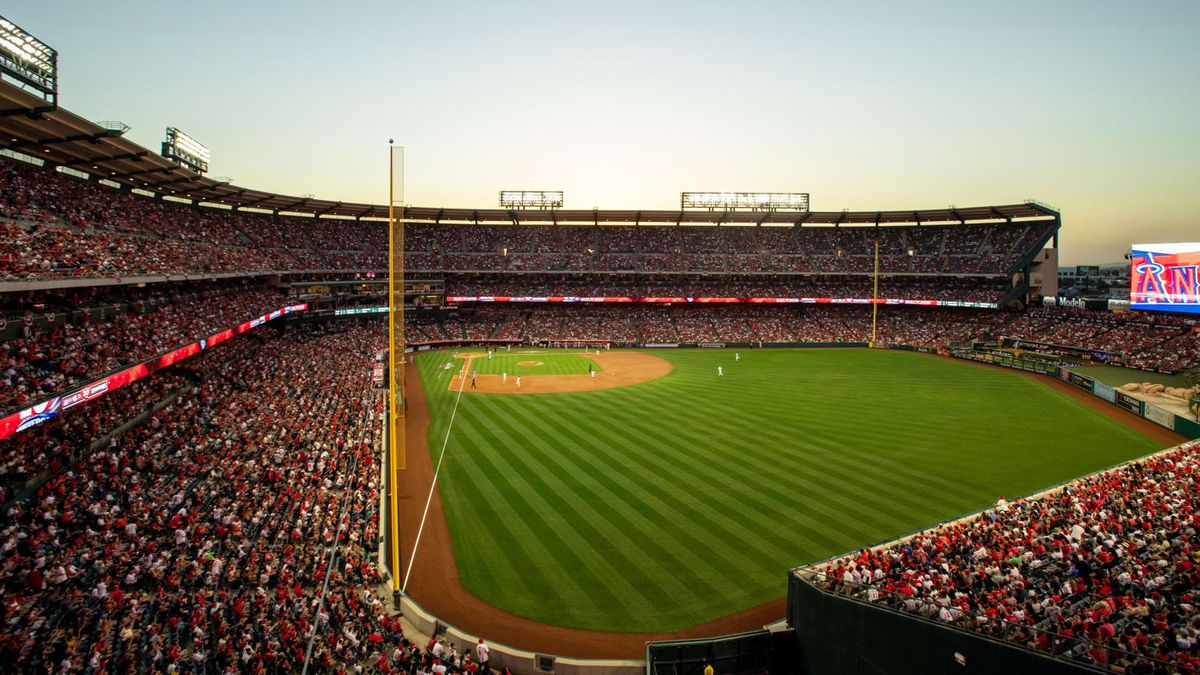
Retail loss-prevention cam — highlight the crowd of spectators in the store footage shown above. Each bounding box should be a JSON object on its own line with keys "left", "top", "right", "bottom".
{"left": 810, "top": 440, "right": 1200, "bottom": 673}
{"left": 401, "top": 305, "right": 1008, "bottom": 348}
{"left": 407, "top": 220, "right": 1051, "bottom": 276}
{"left": 0, "top": 321, "right": 502, "bottom": 674}
{"left": 1, "top": 157, "right": 1052, "bottom": 281}
{"left": 445, "top": 276, "right": 1011, "bottom": 304}
{"left": 0, "top": 159, "right": 385, "bottom": 279}
{"left": 0, "top": 370, "right": 190, "bottom": 506}
{"left": 1001, "top": 308, "right": 1200, "bottom": 373}
{"left": 398, "top": 303, "right": 1199, "bottom": 373}
{"left": 1, "top": 286, "right": 286, "bottom": 410}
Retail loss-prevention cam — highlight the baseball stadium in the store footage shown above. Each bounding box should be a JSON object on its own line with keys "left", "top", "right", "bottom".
{"left": 2, "top": 6, "right": 1200, "bottom": 675}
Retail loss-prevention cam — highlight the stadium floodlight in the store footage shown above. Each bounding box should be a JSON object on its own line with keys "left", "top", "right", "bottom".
{"left": 161, "top": 127, "right": 210, "bottom": 174}
{"left": 0, "top": 15, "right": 57, "bottom": 108}
{"left": 681, "top": 191, "right": 810, "bottom": 212}
{"left": 499, "top": 190, "right": 564, "bottom": 209}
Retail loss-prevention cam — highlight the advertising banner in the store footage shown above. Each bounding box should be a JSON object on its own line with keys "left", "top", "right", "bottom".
{"left": 1116, "top": 392, "right": 1143, "bottom": 415}
{"left": 0, "top": 304, "right": 307, "bottom": 441}
{"left": 1093, "top": 381, "right": 1117, "bottom": 403}
{"left": 1143, "top": 403, "right": 1175, "bottom": 429}
{"left": 334, "top": 306, "right": 389, "bottom": 316}
{"left": 1069, "top": 372, "right": 1095, "bottom": 391}
{"left": 444, "top": 295, "right": 997, "bottom": 308}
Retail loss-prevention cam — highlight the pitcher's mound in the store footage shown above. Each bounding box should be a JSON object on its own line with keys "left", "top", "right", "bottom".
{"left": 517, "top": 360, "right": 544, "bottom": 366}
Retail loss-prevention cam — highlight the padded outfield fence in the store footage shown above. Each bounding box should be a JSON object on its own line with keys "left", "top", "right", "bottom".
{"left": 788, "top": 571, "right": 1100, "bottom": 675}
{"left": 644, "top": 628, "right": 796, "bottom": 675}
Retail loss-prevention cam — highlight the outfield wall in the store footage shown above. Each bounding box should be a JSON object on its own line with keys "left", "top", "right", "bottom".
{"left": 1059, "top": 368, "right": 1200, "bottom": 440}
{"left": 394, "top": 591, "right": 642, "bottom": 675}
{"left": 405, "top": 338, "right": 874, "bottom": 352}
{"left": 787, "top": 573, "right": 1098, "bottom": 675}
{"left": 644, "top": 629, "right": 796, "bottom": 675}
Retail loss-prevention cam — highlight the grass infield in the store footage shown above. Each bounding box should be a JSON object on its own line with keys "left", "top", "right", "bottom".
{"left": 414, "top": 348, "right": 1163, "bottom": 632}
{"left": 445, "top": 350, "right": 601, "bottom": 377}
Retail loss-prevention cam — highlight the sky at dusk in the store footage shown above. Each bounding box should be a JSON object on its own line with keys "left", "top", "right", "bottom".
{"left": 6, "top": 0, "right": 1198, "bottom": 264}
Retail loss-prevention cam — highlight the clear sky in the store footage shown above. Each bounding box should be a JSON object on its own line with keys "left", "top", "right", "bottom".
{"left": 6, "top": 1, "right": 1198, "bottom": 264}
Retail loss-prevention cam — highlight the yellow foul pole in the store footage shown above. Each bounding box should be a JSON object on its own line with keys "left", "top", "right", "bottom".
{"left": 387, "top": 142, "right": 402, "bottom": 600}
{"left": 870, "top": 241, "right": 879, "bottom": 347}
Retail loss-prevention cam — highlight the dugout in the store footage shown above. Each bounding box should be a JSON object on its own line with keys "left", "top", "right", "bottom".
{"left": 786, "top": 571, "right": 1101, "bottom": 675}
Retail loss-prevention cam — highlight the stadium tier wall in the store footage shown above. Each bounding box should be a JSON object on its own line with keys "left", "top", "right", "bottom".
{"left": 786, "top": 574, "right": 1096, "bottom": 675}
{"left": 645, "top": 629, "right": 798, "bottom": 675}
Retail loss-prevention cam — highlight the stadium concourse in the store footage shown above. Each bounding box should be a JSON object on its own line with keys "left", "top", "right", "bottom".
{"left": 0, "top": 110, "right": 1199, "bottom": 673}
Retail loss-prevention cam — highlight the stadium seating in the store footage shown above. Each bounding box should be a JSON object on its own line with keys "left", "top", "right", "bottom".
{"left": 1, "top": 286, "right": 285, "bottom": 408}
{"left": 0, "top": 322, "right": 502, "bottom": 674}
{"left": 5, "top": 149, "right": 1200, "bottom": 675}
{"left": 2, "top": 157, "right": 1052, "bottom": 280}
{"left": 809, "top": 440, "right": 1200, "bottom": 673}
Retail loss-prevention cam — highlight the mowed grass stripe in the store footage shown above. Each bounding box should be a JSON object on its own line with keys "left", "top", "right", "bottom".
{"left": 456, "top": 399, "right": 690, "bottom": 610}
{"left": 561, "top": 395, "right": 816, "bottom": 568}
{"left": 416, "top": 348, "right": 1164, "bottom": 631}
{"left": 598, "top": 378, "right": 963, "bottom": 528}
{"left": 490, "top": 392, "right": 803, "bottom": 584}
{"left": 496, "top": 396, "right": 750, "bottom": 605}
{"left": 631, "top": 394, "right": 964, "bottom": 534}
{"left": 468, "top": 393, "right": 715, "bottom": 610}
{"left": 443, "top": 412, "right": 624, "bottom": 612}
{"left": 586, "top": 392, "right": 937, "bottom": 553}
{"left": 500, "top": 398, "right": 792, "bottom": 587}
{"left": 727, "top": 393, "right": 988, "bottom": 507}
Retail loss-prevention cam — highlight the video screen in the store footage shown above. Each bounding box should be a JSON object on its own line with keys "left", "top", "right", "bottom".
{"left": 1130, "top": 243, "right": 1200, "bottom": 314}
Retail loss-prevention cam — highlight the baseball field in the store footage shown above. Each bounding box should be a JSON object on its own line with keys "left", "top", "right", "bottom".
{"left": 409, "top": 347, "right": 1171, "bottom": 634}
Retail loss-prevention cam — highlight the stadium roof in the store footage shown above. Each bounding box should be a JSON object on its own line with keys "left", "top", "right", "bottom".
{"left": 0, "top": 81, "right": 1059, "bottom": 226}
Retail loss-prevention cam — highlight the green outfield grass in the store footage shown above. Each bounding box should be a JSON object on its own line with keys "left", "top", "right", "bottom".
{"left": 414, "top": 348, "right": 1165, "bottom": 632}
{"left": 441, "top": 349, "right": 601, "bottom": 377}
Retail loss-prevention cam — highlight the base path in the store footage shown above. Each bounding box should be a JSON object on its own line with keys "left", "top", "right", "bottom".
{"left": 402, "top": 363, "right": 780, "bottom": 659}
{"left": 449, "top": 350, "right": 673, "bottom": 394}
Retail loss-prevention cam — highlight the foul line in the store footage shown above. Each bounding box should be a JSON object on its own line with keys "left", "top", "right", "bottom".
{"left": 402, "top": 354, "right": 471, "bottom": 592}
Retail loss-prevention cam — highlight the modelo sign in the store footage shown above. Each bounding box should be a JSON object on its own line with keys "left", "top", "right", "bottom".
{"left": 1131, "top": 243, "right": 1200, "bottom": 315}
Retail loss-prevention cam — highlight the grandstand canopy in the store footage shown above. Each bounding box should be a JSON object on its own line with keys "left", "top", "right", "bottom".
{"left": 0, "top": 80, "right": 1059, "bottom": 226}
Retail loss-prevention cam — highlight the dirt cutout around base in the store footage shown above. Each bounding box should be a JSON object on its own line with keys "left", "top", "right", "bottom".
{"left": 449, "top": 351, "right": 673, "bottom": 394}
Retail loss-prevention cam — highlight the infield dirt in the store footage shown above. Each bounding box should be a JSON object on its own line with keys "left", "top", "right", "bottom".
{"left": 448, "top": 350, "right": 673, "bottom": 394}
